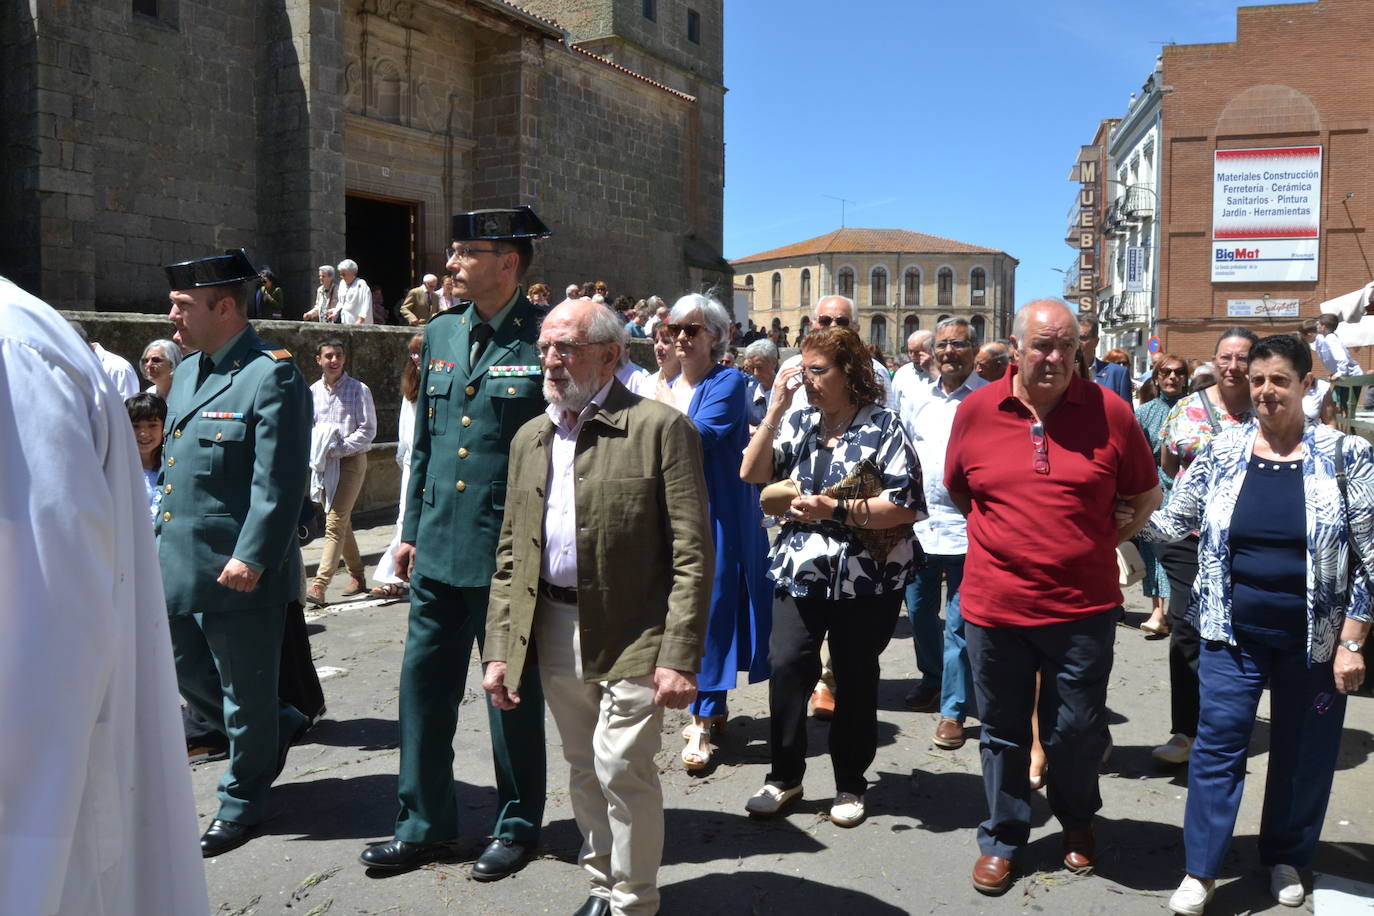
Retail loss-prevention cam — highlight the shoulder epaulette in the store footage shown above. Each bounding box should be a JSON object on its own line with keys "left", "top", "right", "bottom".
{"left": 265, "top": 347, "right": 292, "bottom": 360}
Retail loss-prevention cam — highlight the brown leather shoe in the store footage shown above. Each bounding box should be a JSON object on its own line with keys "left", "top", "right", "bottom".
{"left": 1062, "top": 826, "right": 1095, "bottom": 874}
{"left": 810, "top": 686, "right": 835, "bottom": 720}
{"left": 972, "top": 855, "right": 1013, "bottom": 895}
{"left": 932, "top": 717, "right": 965, "bottom": 749}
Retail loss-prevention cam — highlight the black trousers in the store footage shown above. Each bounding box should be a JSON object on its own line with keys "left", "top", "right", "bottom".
{"left": 765, "top": 589, "right": 903, "bottom": 797}
{"left": 1156, "top": 536, "right": 1201, "bottom": 737}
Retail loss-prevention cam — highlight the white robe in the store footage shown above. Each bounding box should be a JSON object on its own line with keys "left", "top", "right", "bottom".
{"left": 0, "top": 278, "right": 208, "bottom": 915}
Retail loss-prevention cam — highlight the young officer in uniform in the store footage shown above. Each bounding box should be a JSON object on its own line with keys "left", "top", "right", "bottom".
{"left": 361, "top": 207, "right": 551, "bottom": 878}
{"left": 158, "top": 249, "right": 314, "bottom": 856}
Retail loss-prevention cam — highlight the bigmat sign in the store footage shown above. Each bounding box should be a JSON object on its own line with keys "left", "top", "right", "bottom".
{"left": 1212, "top": 146, "right": 1322, "bottom": 282}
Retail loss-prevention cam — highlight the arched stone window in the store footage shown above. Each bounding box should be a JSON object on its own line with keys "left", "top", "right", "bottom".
{"left": 904, "top": 268, "right": 921, "bottom": 307}
{"left": 970, "top": 267, "right": 987, "bottom": 306}
{"left": 800, "top": 268, "right": 811, "bottom": 310}
{"left": 970, "top": 314, "right": 987, "bottom": 340}
{"left": 870, "top": 267, "right": 888, "bottom": 308}
{"left": 937, "top": 267, "right": 954, "bottom": 308}
{"left": 771, "top": 273, "right": 782, "bottom": 309}
{"left": 744, "top": 275, "right": 754, "bottom": 288}
{"left": 837, "top": 266, "right": 854, "bottom": 298}
{"left": 375, "top": 60, "right": 404, "bottom": 124}
{"left": 903, "top": 314, "right": 919, "bottom": 339}
{"left": 870, "top": 315, "right": 887, "bottom": 350}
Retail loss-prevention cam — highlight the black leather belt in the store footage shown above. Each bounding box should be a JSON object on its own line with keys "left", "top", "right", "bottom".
{"left": 538, "top": 579, "right": 578, "bottom": 604}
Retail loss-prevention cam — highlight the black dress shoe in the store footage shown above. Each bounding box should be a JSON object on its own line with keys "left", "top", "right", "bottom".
{"left": 472, "top": 837, "right": 533, "bottom": 881}
{"left": 572, "top": 895, "right": 611, "bottom": 916}
{"left": 200, "top": 819, "right": 251, "bottom": 857}
{"left": 359, "top": 838, "right": 452, "bottom": 871}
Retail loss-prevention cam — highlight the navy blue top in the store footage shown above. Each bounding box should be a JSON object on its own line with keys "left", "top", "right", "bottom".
{"left": 1229, "top": 454, "right": 1306, "bottom": 649}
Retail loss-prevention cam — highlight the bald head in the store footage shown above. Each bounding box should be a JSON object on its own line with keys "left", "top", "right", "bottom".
{"left": 815, "top": 295, "right": 855, "bottom": 329}
{"left": 907, "top": 330, "right": 934, "bottom": 372}
{"left": 1010, "top": 299, "right": 1079, "bottom": 401}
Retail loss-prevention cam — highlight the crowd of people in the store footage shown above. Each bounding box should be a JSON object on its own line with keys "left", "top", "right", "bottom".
{"left": 5, "top": 204, "right": 1373, "bottom": 916}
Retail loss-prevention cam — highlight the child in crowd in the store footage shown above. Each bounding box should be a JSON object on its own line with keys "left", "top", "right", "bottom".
{"left": 125, "top": 392, "right": 166, "bottom": 522}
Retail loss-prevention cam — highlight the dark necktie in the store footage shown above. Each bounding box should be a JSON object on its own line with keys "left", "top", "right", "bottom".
{"left": 470, "top": 322, "right": 495, "bottom": 370}
{"left": 196, "top": 353, "right": 214, "bottom": 389}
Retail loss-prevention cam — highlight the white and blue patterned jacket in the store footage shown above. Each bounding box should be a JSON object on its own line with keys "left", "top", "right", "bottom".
{"left": 1141, "top": 420, "right": 1374, "bottom": 663}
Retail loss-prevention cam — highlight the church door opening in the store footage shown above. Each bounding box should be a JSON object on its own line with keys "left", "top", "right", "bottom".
{"left": 345, "top": 194, "right": 417, "bottom": 324}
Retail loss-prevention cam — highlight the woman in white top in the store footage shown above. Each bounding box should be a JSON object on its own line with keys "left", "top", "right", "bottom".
{"left": 371, "top": 334, "right": 424, "bottom": 598}
{"left": 140, "top": 339, "right": 182, "bottom": 400}
{"left": 336, "top": 259, "right": 373, "bottom": 325}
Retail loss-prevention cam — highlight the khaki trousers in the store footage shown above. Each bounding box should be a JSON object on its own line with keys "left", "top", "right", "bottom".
{"left": 313, "top": 452, "right": 367, "bottom": 589}
{"left": 535, "top": 595, "right": 664, "bottom": 916}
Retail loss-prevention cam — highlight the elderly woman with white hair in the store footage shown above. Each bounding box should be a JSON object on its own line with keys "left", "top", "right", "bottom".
{"left": 335, "top": 258, "right": 373, "bottom": 325}
{"left": 140, "top": 338, "right": 183, "bottom": 400}
{"left": 655, "top": 293, "right": 773, "bottom": 772}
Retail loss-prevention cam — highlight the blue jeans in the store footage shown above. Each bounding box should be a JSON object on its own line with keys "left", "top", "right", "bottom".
{"left": 933, "top": 556, "right": 973, "bottom": 721}
{"left": 906, "top": 556, "right": 962, "bottom": 690}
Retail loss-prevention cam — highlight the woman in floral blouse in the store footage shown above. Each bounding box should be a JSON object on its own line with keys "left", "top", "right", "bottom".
{"left": 740, "top": 326, "right": 924, "bottom": 829}
{"left": 1134, "top": 353, "right": 1189, "bottom": 637}
{"left": 1150, "top": 327, "right": 1258, "bottom": 767}
{"left": 1142, "top": 334, "right": 1371, "bottom": 915}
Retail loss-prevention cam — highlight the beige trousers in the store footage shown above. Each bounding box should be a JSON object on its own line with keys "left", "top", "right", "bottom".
{"left": 534, "top": 595, "right": 665, "bottom": 916}
{"left": 312, "top": 452, "right": 367, "bottom": 589}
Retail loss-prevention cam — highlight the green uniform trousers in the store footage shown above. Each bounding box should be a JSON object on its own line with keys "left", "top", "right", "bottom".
{"left": 171, "top": 604, "right": 310, "bottom": 825}
{"left": 394, "top": 572, "right": 546, "bottom": 844}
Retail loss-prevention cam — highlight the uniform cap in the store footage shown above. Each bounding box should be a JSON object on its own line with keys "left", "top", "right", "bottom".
{"left": 451, "top": 206, "right": 551, "bottom": 241}
{"left": 164, "top": 249, "right": 260, "bottom": 289}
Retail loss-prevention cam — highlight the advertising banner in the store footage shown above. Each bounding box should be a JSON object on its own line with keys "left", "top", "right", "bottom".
{"left": 1225, "top": 298, "right": 1301, "bottom": 318}
{"left": 1125, "top": 246, "right": 1145, "bottom": 292}
{"left": 1211, "top": 146, "right": 1322, "bottom": 282}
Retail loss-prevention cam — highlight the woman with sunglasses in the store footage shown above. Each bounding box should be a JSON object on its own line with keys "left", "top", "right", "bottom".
{"left": 740, "top": 326, "right": 923, "bottom": 828}
{"left": 1150, "top": 328, "right": 1258, "bottom": 767}
{"left": 655, "top": 293, "right": 773, "bottom": 773}
{"left": 140, "top": 338, "right": 183, "bottom": 400}
{"left": 1134, "top": 353, "right": 1190, "bottom": 638}
{"left": 371, "top": 333, "right": 425, "bottom": 600}
{"left": 1140, "top": 334, "right": 1371, "bottom": 914}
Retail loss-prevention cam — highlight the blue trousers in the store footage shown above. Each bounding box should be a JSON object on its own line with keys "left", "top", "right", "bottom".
{"left": 965, "top": 611, "right": 1116, "bottom": 859}
{"left": 905, "top": 559, "right": 950, "bottom": 689}
{"left": 1185, "top": 639, "right": 1347, "bottom": 879}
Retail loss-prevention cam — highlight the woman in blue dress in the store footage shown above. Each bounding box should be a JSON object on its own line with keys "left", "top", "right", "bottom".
{"left": 656, "top": 292, "right": 773, "bottom": 772}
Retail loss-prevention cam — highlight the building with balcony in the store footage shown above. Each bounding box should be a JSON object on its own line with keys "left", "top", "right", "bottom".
{"left": 730, "top": 228, "right": 1017, "bottom": 357}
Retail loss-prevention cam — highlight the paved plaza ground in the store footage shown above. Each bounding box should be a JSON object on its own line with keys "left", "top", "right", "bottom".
{"left": 194, "top": 521, "right": 1374, "bottom": 915}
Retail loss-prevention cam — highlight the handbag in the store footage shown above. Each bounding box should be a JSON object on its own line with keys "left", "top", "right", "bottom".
{"left": 1333, "top": 434, "right": 1373, "bottom": 697}
{"left": 759, "top": 478, "right": 801, "bottom": 517}
{"left": 822, "top": 458, "right": 910, "bottom": 567}
{"left": 1117, "top": 541, "right": 1146, "bottom": 587}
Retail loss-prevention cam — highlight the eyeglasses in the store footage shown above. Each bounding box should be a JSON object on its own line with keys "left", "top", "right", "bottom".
{"left": 667, "top": 324, "right": 705, "bottom": 338}
{"left": 1157, "top": 367, "right": 1187, "bottom": 377}
{"left": 934, "top": 339, "right": 973, "bottom": 351}
{"left": 1029, "top": 422, "right": 1049, "bottom": 475}
{"left": 815, "top": 315, "right": 851, "bottom": 328}
{"left": 449, "top": 245, "right": 505, "bottom": 261}
{"left": 536, "top": 339, "right": 602, "bottom": 359}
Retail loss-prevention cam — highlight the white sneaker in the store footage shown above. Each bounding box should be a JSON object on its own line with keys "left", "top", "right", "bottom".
{"left": 829, "top": 792, "right": 865, "bottom": 827}
{"left": 745, "top": 783, "right": 802, "bottom": 817}
{"left": 1270, "top": 864, "right": 1304, "bottom": 907}
{"left": 1168, "top": 875, "right": 1215, "bottom": 915}
{"left": 1152, "top": 733, "right": 1193, "bottom": 765}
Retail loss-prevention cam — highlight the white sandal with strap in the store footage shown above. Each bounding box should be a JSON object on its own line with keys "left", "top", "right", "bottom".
{"left": 681, "top": 725, "right": 712, "bottom": 772}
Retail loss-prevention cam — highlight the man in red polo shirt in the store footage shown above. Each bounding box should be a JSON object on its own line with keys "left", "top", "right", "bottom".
{"left": 945, "top": 299, "right": 1161, "bottom": 896}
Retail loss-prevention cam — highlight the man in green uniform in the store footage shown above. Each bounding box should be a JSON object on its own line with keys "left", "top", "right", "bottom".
{"left": 360, "top": 208, "right": 550, "bottom": 877}
{"left": 158, "top": 249, "right": 313, "bottom": 857}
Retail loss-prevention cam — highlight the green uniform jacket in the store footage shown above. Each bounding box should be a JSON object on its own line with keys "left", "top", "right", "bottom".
{"left": 402, "top": 293, "right": 547, "bottom": 586}
{"left": 484, "top": 379, "right": 714, "bottom": 684}
{"left": 156, "top": 326, "right": 311, "bottom": 614}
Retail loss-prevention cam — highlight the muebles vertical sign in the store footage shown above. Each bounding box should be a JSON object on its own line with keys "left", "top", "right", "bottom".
{"left": 1212, "top": 146, "right": 1321, "bottom": 282}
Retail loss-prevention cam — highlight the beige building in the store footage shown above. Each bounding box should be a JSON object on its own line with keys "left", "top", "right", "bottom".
{"left": 730, "top": 228, "right": 1017, "bottom": 356}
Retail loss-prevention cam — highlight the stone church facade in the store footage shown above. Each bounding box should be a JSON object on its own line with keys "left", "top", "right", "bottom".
{"left": 0, "top": 0, "right": 728, "bottom": 313}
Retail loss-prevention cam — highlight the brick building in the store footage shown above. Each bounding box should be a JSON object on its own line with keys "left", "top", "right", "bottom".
{"left": 1155, "top": 0, "right": 1374, "bottom": 362}
{"left": 730, "top": 228, "right": 1018, "bottom": 357}
{"left": 0, "top": 0, "right": 728, "bottom": 314}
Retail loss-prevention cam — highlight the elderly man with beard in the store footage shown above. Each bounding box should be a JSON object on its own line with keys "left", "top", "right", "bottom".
{"left": 484, "top": 298, "right": 712, "bottom": 916}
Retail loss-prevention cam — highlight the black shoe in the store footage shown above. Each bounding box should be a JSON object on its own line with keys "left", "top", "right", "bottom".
{"left": 472, "top": 837, "right": 534, "bottom": 881}
{"left": 359, "top": 838, "right": 452, "bottom": 872}
{"left": 572, "top": 896, "right": 611, "bottom": 916}
{"left": 904, "top": 681, "right": 942, "bottom": 712}
{"left": 200, "top": 819, "right": 252, "bottom": 857}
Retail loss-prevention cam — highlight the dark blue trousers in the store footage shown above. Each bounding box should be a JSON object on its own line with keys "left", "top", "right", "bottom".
{"left": 1185, "top": 639, "right": 1347, "bottom": 879}
{"left": 965, "top": 611, "right": 1116, "bottom": 859}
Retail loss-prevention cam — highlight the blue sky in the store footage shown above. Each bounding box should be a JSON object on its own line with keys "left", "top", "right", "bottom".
{"left": 721, "top": 0, "right": 1299, "bottom": 306}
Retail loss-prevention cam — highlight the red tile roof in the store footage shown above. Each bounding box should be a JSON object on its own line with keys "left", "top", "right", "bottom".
{"left": 731, "top": 228, "right": 1009, "bottom": 264}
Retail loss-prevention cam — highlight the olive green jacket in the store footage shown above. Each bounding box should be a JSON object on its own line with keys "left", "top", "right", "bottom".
{"left": 484, "top": 379, "right": 714, "bottom": 684}
{"left": 156, "top": 326, "right": 311, "bottom": 614}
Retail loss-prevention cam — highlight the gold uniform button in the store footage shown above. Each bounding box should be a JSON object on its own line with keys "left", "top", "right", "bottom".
{"left": 507, "top": 386, "right": 516, "bottom": 395}
{"left": 161, "top": 511, "right": 172, "bottom": 522}
{"left": 465, "top": 385, "right": 476, "bottom": 396}
{"left": 173, "top": 429, "right": 182, "bottom": 438}
{"left": 214, "top": 431, "right": 223, "bottom": 441}
{"left": 462, "top": 416, "right": 472, "bottom": 427}
{"left": 163, "top": 484, "right": 172, "bottom": 494}
{"left": 458, "top": 448, "right": 469, "bottom": 458}
{"left": 428, "top": 407, "right": 435, "bottom": 418}
{"left": 166, "top": 456, "right": 176, "bottom": 466}
{"left": 456, "top": 480, "right": 467, "bottom": 492}
{"left": 428, "top": 385, "right": 436, "bottom": 394}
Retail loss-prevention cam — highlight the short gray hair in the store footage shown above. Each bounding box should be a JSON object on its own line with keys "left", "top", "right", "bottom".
{"left": 1012, "top": 299, "right": 1075, "bottom": 343}
{"left": 337, "top": 259, "right": 358, "bottom": 274}
{"left": 318, "top": 265, "right": 336, "bottom": 279}
{"left": 422, "top": 273, "right": 438, "bottom": 286}
{"left": 743, "top": 338, "right": 779, "bottom": 366}
{"left": 935, "top": 315, "right": 979, "bottom": 347}
{"left": 141, "top": 339, "right": 184, "bottom": 372}
{"left": 669, "top": 293, "right": 731, "bottom": 361}
{"left": 586, "top": 303, "right": 626, "bottom": 346}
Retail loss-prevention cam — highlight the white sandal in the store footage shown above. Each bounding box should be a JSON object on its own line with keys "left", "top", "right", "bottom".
{"left": 681, "top": 725, "right": 711, "bottom": 772}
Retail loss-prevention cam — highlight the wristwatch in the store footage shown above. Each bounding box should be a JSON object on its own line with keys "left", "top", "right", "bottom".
{"left": 1338, "top": 639, "right": 1365, "bottom": 653}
